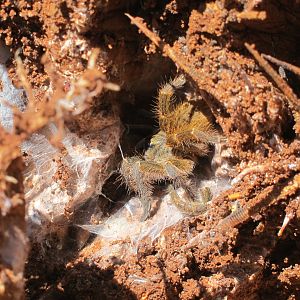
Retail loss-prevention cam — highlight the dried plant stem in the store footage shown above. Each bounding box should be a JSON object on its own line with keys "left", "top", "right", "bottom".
{"left": 245, "top": 43, "right": 300, "bottom": 111}
{"left": 217, "top": 185, "right": 275, "bottom": 230}
{"left": 277, "top": 211, "right": 294, "bottom": 237}
{"left": 219, "top": 173, "right": 300, "bottom": 231}
{"left": 231, "top": 164, "right": 268, "bottom": 185}
{"left": 262, "top": 53, "right": 300, "bottom": 77}
{"left": 15, "top": 50, "right": 34, "bottom": 105}
{"left": 184, "top": 185, "right": 276, "bottom": 250}
{"left": 125, "top": 14, "right": 191, "bottom": 75}
{"left": 185, "top": 176, "right": 298, "bottom": 250}
{"left": 125, "top": 14, "right": 219, "bottom": 112}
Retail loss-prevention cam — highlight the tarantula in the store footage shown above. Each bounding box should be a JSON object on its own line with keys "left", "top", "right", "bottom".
{"left": 120, "top": 75, "right": 222, "bottom": 220}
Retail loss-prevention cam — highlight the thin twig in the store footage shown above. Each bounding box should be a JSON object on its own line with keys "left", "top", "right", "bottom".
{"left": 125, "top": 14, "right": 220, "bottom": 112}
{"left": 217, "top": 185, "right": 275, "bottom": 230}
{"left": 15, "top": 49, "right": 34, "bottom": 105}
{"left": 231, "top": 164, "right": 268, "bottom": 185}
{"left": 220, "top": 171, "right": 300, "bottom": 231}
{"left": 262, "top": 53, "right": 300, "bottom": 77}
{"left": 125, "top": 14, "right": 192, "bottom": 75}
{"left": 245, "top": 43, "right": 300, "bottom": 111}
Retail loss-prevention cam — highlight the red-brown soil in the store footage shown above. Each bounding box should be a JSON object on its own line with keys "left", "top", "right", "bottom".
{"left": 0, "top": 1, "right": 300, "bottom": 299}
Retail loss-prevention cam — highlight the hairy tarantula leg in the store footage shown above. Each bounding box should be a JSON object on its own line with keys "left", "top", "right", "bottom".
{"left": 120, "top": 157, "right": 154, "bottom": 220}
{"left": 175, "top": 128, "right": 223, "bottom": 145}
{"left": 130, "top": 161, "right": 155, "bottom": 220}
{"left": 170, "top": 74, "right": 186, "bottom": 88}
{"left": 168, "top": 185, "right": 211, "bottom": 216}
{"left": 139, "top": 196, "right": 152, "bottom": 221}
{"left": 156, "top": 75, "right": 186, "bottom": 127}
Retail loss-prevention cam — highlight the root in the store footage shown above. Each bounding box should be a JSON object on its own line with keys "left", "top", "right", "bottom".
{"left": 185, "top": 171, "right": 300, "bottom": 250}
{"left": 245, "top": 43, "right": 300, "bottom": 111}
{"left": 231, "top": 164, "right": 268, "bottom": 185}
{"left": 262, "top": 53, "right": 300, "bottom": 77}
{"left": 125, "top": 14, "right": 220, "bottom": 113}
{"left": 217, "top": 185, "right": 275, "bottom": 230}
{"left": 220, "top": 173, "right": 300, "bottom": 231}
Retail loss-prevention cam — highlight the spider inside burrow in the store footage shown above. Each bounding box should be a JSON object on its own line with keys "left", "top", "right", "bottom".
{"left": 120, "top": 75, "right": 224, "bottom": 220}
